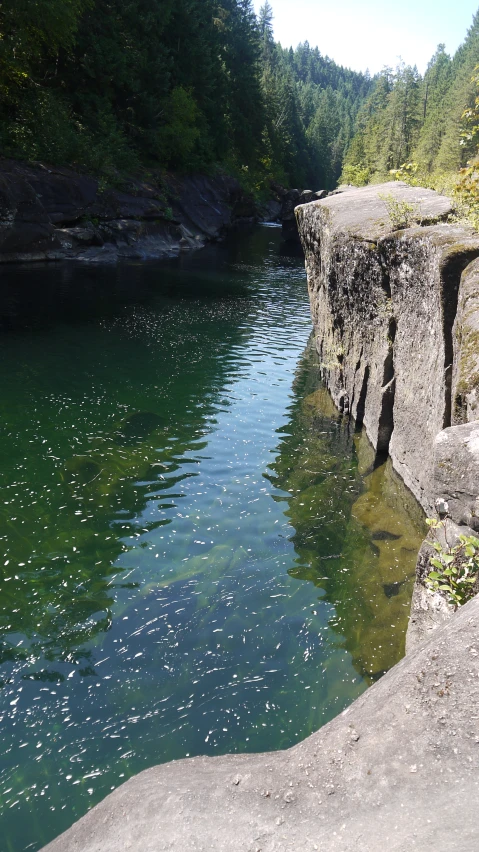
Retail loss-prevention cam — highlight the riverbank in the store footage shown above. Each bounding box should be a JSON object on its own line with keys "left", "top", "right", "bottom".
{"left": 0, "top": 160, "right": 264, "bottom": 264}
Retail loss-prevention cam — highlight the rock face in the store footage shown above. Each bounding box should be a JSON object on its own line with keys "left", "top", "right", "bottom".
{"left": 0, "top": 160, "right": 255, "bottom": 263}
{"left": 296, "top": 182, "right": 479, "bottom": 514}
{"left": 296, "top": 181, "right": 479, "bottom": 649}
{"left": 433, "top": 421, "right": 479, "bottom": 530}
{"left": 41, "top": 595, "right": 479, "bottom": 852}
{"left": 280, "top": 188, "right": 327, "bottom": 242}
{"left": 452, "top": 258, "right": 479, "bottom": 423}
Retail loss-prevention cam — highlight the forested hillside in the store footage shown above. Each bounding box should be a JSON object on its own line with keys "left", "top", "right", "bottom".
{"left": 341, "top": 10, "right": 479, "bottom": 192}
{"left": 0, "top": 0, "right": 370, "bottom": 191}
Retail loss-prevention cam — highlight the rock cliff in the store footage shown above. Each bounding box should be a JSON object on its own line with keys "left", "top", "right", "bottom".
{"left": 296, "top": 182, "right": 479, "bottom": 519}
{"left": 0, "top": 159, "right": 255, "bottom": 263}
{"left": 296, "top": 181, "right": 479, "bottom": 648}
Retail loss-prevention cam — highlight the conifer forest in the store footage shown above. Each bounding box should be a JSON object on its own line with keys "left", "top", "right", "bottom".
{"left": 2, "top": 1, "right": 479, "bottom": 202}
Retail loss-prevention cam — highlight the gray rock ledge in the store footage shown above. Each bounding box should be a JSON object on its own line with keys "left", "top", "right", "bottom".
{"left": 42, "top": 595, "right": 479, "bottom": 852}
{"left": 0, "top": 160, "right": 256, "bottom": 264}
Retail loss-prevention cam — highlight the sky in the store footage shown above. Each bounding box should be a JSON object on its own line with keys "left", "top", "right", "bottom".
{"left": 253, "top": 0, "right": 479, "bottom": 74}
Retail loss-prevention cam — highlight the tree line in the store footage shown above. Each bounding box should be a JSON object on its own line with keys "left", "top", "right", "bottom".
{"left": 341, "top": 10, "right": 479, "bottom": 188}
{"left": 0, "top": 0, "right": 371, "bottom": 191}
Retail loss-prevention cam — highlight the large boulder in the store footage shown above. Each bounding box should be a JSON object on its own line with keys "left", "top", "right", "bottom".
{"left": 163, "top": 172, "right": 254, "bottom": 238}
{"left": 433, "top": 421, "right": 479, "bottom": 530}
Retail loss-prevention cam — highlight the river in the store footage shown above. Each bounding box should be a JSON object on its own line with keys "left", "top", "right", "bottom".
{"left": 0, "top": 225, "right": 425, "bottom": 851}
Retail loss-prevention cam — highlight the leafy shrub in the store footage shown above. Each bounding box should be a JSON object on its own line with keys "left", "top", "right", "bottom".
{"left": 454, "top": 157, "right": 479, "bottom": 229}
{"left": 379, "top": 192, "right": 420, "bottom": 229}
{"left": 154, "top": 87, "right": 201, "bottom": 170}
{"left": 0, "top": 88, "right": 139, "bottom": 177}
{"left": 340, "top": 163, "right": 371, "bottom": 187}
{"left": 424, "top": 518, "right": 479, "bottom": 608}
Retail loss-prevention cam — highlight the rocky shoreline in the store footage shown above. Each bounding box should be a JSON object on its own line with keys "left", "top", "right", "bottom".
{"left": 41, "top": 595, "right": 479, "bottom": 852}
{"left": 0, "top": 160, "right": 265, "bottom": 264}
{"left": 0, "top": 158, "right": 332, "bottom": 265}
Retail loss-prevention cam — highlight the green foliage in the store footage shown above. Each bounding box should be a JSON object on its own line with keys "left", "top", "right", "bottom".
{"left": 434, "top": 12, "right": 479, "bottom": 172}
{"left": 379, "top": 192, "right": 420, "bottom": 229}
{"left": 408, "top": 64, "right": 479, "bottom": 230}
{"left": 342, "top": 10, "right": 479, "bottom": 217}
{"left": 451, "top": 64, "right": 479, "bottom": 229}
{"left": 389, "top": 160, "right": 421, "bottom": 183}
{"left": 154, "top": 87, "right": 201, "bottom": 169}
{"left": 424, "top": 518, "right": 479, "bottom": 609}
{"left": 340, "top": 163, "right": 371, "bottom": 186}
{"left": 455, "top": 162, "right": 479, "bottom": 229}
{"left": 1, "top": 90, "right": 85, "bottom": 164}
{"left": 3, "top": 0, "right": 479, "bottom": 206}
{"left": 461, "top": 65, "right": 479, "bottom": 149}
{"left": 256, "top": 41, "right": 372, "bottom": 190}
{"left": 258, "top": 1, "right": 274, "bottom": 64}
{"left": 0, "top": 0, "right": 89, "bottom": 93}
{"left": 0, "top": 0, "right": 371, "bottom": 188}
{"left": 340, "top": 64, "right": 423, "bottom": 184}
{"left": 413, "top": 46, "right": 453, "bottom": 172}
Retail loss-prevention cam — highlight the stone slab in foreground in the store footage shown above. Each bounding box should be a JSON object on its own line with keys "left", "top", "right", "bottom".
{"left": 42, "top": 595, "right": 479, "bottom": 852}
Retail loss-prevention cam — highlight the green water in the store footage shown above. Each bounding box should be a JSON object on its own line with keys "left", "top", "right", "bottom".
{"left": 0, "top": 226, "right": 425, "bottom": 851}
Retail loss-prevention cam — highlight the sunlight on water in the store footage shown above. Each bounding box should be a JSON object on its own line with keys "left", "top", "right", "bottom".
{"left": 0, "top": 227, "right": 425, "bottom": 851}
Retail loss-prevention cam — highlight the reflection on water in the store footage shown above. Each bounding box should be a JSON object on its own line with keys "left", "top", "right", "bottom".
{"left": 269, "top": 344, "right": 425, "bottom": 683}
{"left": 0, "top": 226, "right": 424, "bottom": 851}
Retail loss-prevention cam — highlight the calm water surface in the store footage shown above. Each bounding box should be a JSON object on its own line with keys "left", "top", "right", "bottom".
{"left": 0, "top": 227, "right": 425, "bottom": 851}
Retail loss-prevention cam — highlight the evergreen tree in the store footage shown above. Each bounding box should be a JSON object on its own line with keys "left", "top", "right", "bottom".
{"left": 377, "top": 63, "right": 422, "bottom": 173}
{"left": 258, "top": 1, "right": 274, "bottom": 63}
{"left": 220, "top": 0, "right": 265, "bottom": 166}
{"left": 413, "top": 46, "right": 453, "bottom": 172}
{"left": 435, "top": 10, "right": 479, "bottom": 171}
{"left": 0, "top": 0, "right": 372, "bottom": 186}
{"left": 342, "top": 8, "right": 479, "bottom": 187}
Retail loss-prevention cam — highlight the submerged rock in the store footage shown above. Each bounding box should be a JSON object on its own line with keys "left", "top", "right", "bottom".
{"left": 382, "top": 579, "right": 404, "bottom": 597}
{"left": 63, "top": 456, "right": 101, "bottom": 484}
{"left": 112, "top": 411, "right": 164, "bottom": 446}
{"left": 372, "top": 529, "right": 402, "bottom": 541}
